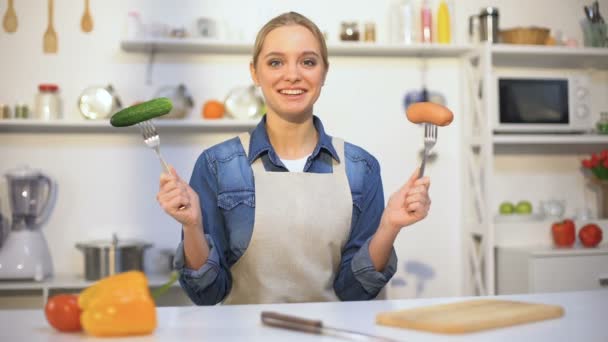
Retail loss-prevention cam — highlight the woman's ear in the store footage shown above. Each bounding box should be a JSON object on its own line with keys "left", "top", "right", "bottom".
{"left": 322, "top": 64, "right": 329, "bottom": 86}
{"left": 250, "top": 62, "right": 259, "bottom": 86}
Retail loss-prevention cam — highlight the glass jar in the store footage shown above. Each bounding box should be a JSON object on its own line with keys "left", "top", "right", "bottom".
{"left": 597, "top": 112, "right": 608, "bottom": 134}
{"left": 34, "top": 84, "right": 62, "bottom": 120}
{"left": 340, "top": 22, "right": 360, "bottom": 41}
{"left": 364, "top": 22, "right": 376, "bottom": 42}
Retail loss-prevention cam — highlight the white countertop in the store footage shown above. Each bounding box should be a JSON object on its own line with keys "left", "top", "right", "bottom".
{"left": 0, "top": 290, "right": 606, "bottom": 341}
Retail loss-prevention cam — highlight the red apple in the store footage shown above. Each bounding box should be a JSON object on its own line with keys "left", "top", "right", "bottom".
{"left": 551, "top": 219, "right": 575, "bottom": 247}
{"left": 578, "top": 224, "right": 603, "bottom": 248}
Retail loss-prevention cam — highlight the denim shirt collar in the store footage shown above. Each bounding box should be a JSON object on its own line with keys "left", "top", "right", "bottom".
{"left": 247, "top": 115, "right": 340, "bottom": 166}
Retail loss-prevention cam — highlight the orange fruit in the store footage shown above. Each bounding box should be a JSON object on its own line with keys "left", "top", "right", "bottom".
{"left": 202, "top": 100, "right": 225, "bottom": 119}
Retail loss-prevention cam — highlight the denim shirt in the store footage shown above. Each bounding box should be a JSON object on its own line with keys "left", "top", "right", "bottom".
{"left": 174, "top": 115, "right": 397, "bottom": 305}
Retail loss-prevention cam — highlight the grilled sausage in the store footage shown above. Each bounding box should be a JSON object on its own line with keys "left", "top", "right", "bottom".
{"left": 406, "top": 102, "right": 454, "bottom": 126}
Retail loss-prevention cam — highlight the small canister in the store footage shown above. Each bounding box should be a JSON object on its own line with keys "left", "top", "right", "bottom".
{"left": 363, "top": 22, "right": 376, "bottom": 42}
{"left": 14, "top": 103, "right": 29, "bottom": 119}
{"left": 479, "top": 7, "right": 499, "bottom": 43}
{"left": 0, "top": 104, "right": 12, "bottom": 119}
{"left": 340, "top": 21, "right": 360, "bottom": 41}
{"left": 34, "top": 84, "right": 62, "bottom": 120}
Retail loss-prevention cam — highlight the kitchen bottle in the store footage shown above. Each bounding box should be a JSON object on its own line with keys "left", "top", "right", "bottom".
{"left": 437, "top": 0, "right": 451, "bottom": 44}
{"left": 421, "top": 0, "right": 432, "bottom": 43}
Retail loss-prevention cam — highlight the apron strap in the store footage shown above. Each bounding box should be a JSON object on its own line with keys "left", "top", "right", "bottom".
{"left": 237, "top": 133, "right": 251, "bottom": 158}
{"left": 238, "top": 132, "right": 265, "bottom": 173}
{"left": 331, "top": 137, "right": 346, "bottom": 173}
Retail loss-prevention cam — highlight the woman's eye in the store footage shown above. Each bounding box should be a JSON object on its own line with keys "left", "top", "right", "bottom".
{"left": 268, "top": 59, "right": 282, "bottom": 67}
{"left": 303, "top": 59, "right": 317, "bottom": 67}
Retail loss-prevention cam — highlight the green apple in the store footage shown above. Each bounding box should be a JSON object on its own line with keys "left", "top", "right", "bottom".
{"left": 499, "top": 202, "right": 514, "bottom": 214}
{"left": 515, "top": 200, "right": 533, "bottom": 214}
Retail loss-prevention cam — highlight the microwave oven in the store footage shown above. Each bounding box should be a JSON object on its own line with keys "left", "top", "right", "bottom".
{"left": 493, "top": 72, "right": 592, "bottom": 133}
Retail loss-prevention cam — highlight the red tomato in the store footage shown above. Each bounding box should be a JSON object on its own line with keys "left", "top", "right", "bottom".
{"left": 579, "top": 224, "right": 603, "bottom": 248}
{"left": 44, "top": 294, "right": 82, "bottom": 332}
{"left": 551, "top": 219, "right": 575, "bottom": 247}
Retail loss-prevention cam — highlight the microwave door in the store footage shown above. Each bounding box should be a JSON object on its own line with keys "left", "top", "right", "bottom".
{"left": 497, "top": 79, "right": 570, "bottom": 133}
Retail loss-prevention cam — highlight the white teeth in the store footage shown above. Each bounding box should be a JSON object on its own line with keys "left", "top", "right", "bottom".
{"left": 280, "top": 89, "right": 304, "bottom": 95}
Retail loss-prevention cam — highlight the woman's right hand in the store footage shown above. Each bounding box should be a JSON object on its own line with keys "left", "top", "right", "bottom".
{"left": 157, "top": 166, "right": 202, "bottom": 229}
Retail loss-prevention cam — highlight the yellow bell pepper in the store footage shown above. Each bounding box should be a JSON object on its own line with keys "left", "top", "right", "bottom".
{"left": 78, "top": 271, "right": 157, "bottom": 337}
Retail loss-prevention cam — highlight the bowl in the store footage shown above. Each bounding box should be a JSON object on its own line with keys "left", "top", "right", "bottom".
{"left": 500, "top": 27, "right": 550, "bottom": 45}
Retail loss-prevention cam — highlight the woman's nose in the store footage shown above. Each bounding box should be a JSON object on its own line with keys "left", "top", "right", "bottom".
{"left": 284, "top": 63, "right": 301, "bottom": 82}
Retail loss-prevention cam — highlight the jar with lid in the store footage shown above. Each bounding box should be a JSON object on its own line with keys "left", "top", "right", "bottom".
{"left": 597, "top": 112, "right": 608, "bottom": 134}
{"left": 34, "top": 84, "right": 62, "bottom": 120}
{"left": 340, "top": 22, "right": 360, "bottom": 41}
{"left": 363, "top": 22, "right": 376, "bottom": 42}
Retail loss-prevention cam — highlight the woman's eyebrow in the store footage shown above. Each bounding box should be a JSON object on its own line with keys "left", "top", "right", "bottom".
{"left": 263, "top": 51, "right": 320, "bottom": 58}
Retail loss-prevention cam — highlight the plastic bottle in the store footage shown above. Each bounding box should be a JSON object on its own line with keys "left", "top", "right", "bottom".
{"left": 437, "top": 0, "right": 451, "bottom": 44}
{"left": 421, "top": 0, "right": 432, "bottom": 43}
{"left": 125, "top": 11, "right": 142, "bottom": 39}
{"left": 388, "top": 0, "right": 402, "bottom": 43}
{"left": 400, "top": 0, "right": 414, "bottom": 44}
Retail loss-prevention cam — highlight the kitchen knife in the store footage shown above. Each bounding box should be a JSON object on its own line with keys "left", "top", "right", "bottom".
{"left": 261, "top": 311, "right": 401, "bottom": 342}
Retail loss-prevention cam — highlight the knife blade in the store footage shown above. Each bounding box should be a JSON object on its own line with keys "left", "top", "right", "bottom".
{"left": 261, "top": 311, "right": 402, "bottom": 342}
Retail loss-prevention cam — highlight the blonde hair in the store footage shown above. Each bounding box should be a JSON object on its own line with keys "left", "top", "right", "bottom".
{"left": 252, "top": 12, "right": 329, "bottom": 69}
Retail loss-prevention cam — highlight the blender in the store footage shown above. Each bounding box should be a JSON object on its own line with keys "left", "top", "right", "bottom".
{"left": 0, "top": 166, "right": 56, "bottom": 281}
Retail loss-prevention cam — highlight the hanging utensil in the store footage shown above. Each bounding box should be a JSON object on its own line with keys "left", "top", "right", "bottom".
{"left": 43, "top": 0, "right": 58, "bottom": 53}
{"left": 80, "top": 0, "right": 93, "bottom": 33}
{"left": 2, "top": 0, "right": 18, "bottom": 33}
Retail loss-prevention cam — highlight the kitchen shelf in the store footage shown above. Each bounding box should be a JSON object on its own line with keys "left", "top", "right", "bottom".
{"left": 0, "top": 273, "right": 179, "bottom": 291}
{"left": 493, "top": 133, "right": 608, "bottom": 145}
{"left": 0, "top": 118, "right": 258, "bottom": 133}
{"left": 121, "top": 38, "right": 473, "bottom": 58}
{"left": 491, "top": 44, "right": 608, "bottom": 69}
{"left": 499, "top": 244, "right": 608, "bottom": 257}
{"left": 495, "top": 219, "right": 608, "bottom": 247}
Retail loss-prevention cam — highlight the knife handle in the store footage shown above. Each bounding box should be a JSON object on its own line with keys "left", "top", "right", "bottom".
{"left": 261, "top": 311, "right": 323, "bottom": 334}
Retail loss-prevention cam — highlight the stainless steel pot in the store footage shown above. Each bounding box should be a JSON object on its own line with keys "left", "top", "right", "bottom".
{"left": 75, "top": 234, "right": 152, "bottom": 281}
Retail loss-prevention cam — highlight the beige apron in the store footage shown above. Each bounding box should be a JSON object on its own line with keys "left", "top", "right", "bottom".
{"left": 223, "top": 133, "right": 352, "bottom": 304}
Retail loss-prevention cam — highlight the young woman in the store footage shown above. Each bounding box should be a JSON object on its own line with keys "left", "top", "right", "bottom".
{"left": 157, "top": 12, "right": 431, "bottom": 305}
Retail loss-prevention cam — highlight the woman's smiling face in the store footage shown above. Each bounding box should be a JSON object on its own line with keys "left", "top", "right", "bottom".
{"left": 250, "top": 24, "right": 328, "bottom": 121}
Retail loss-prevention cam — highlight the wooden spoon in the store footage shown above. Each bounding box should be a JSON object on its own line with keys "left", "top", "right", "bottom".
{"left": 2, "top": 0, "right": 18, "bottom": 33}
{"left": 43, "top": 0, "right": 58, "bottom": 53}
{"left": 80, "top": 0, "right": 93, "bottom": 33}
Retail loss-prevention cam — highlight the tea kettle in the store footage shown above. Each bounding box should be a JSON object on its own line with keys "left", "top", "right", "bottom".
{"left": 154, "top": 84, "right": 194, "bottom": 119}
{"left": 78, "top": 84, "right": 123, "bottom": 120}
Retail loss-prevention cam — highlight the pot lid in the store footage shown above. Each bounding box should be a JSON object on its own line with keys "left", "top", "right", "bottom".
{"left": 76, "top": 233, "right": 152, "bottom": 249}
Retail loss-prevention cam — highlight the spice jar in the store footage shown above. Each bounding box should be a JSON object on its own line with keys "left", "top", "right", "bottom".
{"left": 597, "top": 112, "right": 608, "bottom": 134}
{"left": 340, "top": 22, "right": 360, "bottom": 41}
{"left": 0, "top": 104, "right": 11, "bottom": 119}
{"left": 34, "top": 84, "right": 62, "bottom": 120}
{"left": 364, "top": 22, "right": 376, "bottom": 42}
{"left": 14, "top": 104, "right": 29, "bottom": 119}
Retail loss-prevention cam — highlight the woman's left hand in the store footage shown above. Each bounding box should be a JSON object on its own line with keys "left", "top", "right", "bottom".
{"left": 382, "top": 168, "right": 431, "bottom": 231}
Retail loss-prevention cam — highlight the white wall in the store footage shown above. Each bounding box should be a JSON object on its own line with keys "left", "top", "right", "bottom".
{"left": 1, "top": 0, "right": 606, "bottom": 300}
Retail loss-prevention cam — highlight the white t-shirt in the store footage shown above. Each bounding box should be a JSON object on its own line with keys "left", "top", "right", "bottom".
{"left": 280, "top": 155, "right": 310, "bottom": 172}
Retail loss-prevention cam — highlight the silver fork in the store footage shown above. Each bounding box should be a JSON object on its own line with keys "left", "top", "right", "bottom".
{"left": 138, "top": 120, "right": 171, "bottom": 174}
{"left": 139, "top": 121, "right": 187, "bottom": 210}
{"left": 419, "top": 123, "right": 437, "bottom": 179}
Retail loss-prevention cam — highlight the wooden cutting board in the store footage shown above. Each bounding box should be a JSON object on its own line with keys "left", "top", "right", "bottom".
{"left": 376, "top": 299, "right": 564, "bottom": 334}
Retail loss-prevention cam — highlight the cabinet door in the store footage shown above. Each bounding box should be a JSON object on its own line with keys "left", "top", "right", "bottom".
{"left": 530, "top": 254, "right": 608, "bottom": 292}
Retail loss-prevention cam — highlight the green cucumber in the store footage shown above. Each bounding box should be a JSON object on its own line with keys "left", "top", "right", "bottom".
{"left": 110, "top": 97, "right": 173, "bottom": 127}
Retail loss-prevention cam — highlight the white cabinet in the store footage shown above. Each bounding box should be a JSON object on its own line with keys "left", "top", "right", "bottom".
{"left": 497, "top": 245, "right": 608, "bottom": 294}
{"left": 463, "top": 43, "right": 608, "bottom": 296}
